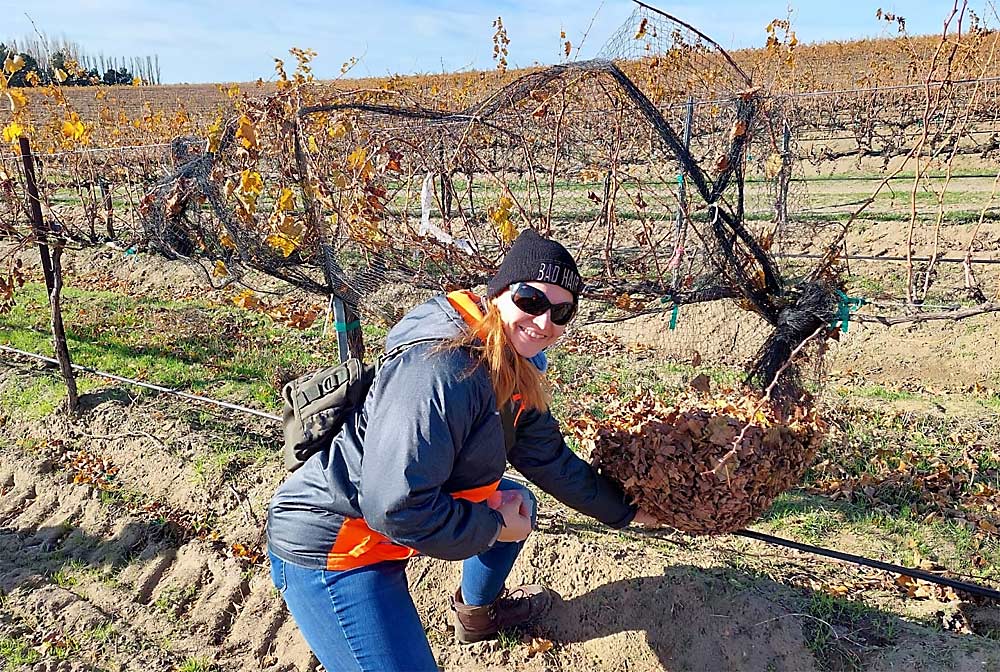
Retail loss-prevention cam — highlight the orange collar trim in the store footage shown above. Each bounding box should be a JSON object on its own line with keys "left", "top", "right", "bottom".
{"left": 446, "top": 290, "right": 487, "bottom": 334}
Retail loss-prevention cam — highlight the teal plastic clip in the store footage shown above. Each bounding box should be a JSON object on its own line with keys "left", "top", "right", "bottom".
{"left": 676, "top": 174, "right": 684, "bottom": 187}
{"left": 831, "top": 290, "right": 866, "bottom": 333}
{"left": 334, "top": 320, "right": 361, "bottom": 333}
{"left": 658, "top": 295, "right": 681, "bottom": 331}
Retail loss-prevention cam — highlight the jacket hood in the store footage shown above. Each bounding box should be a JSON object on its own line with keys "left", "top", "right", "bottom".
{"left": 384, "top": 293, "right": 478, "bottom": 352}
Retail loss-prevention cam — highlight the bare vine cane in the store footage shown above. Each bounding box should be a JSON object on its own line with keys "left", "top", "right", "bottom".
{"left": 704, "top": 322, "right": 829, "bottom": 482}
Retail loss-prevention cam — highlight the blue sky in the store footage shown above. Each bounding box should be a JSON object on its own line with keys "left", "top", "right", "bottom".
{"left": 4, "top": 1, "right": 983, "bottom": 84}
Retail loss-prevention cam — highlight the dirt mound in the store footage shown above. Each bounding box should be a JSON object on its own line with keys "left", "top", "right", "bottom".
{"left": 587, "top": 297, "right": 1000, "bottom": 391}
{"left": 2, "top": 360, "right": 999, "bottom": 671}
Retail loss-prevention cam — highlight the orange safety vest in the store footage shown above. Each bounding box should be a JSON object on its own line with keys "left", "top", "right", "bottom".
{"left": 324, "top": 290, "right": 501, "bottom": 570}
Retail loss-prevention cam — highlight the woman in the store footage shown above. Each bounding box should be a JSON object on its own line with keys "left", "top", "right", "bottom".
{"left": 267, "top": 229, "right": 656, "bottom": 671}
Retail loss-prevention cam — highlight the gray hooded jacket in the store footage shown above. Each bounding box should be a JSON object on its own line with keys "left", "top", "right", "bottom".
{"left": 267, "top": 294, "right": 636, "bottom": 569}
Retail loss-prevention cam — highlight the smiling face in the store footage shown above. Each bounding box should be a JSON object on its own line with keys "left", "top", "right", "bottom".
{"left": 492, "top": 281, "right": 574, "bottom": 359}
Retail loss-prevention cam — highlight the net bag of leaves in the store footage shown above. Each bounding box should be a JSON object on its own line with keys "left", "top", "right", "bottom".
{"left": 577, "top": 281, "right": 838, "bottom": 535}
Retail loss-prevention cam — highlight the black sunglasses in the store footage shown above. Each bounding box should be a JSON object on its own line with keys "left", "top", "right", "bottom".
{"left": 508, "top": 283, "right": 577, "bottom": 326}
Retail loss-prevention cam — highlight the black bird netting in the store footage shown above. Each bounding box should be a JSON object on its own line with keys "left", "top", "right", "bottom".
{"left": 91, "top": 4, "right": 854, "bottom": 534}
{"left": 138, "top": 4, "right": 843, "bottom": 398}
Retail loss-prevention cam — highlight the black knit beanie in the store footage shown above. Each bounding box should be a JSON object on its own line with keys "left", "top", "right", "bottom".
{"left": 486, "top": 229, "right": 583, "bottom": 299}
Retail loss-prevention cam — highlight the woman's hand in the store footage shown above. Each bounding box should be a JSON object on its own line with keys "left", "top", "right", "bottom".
{"left": 488, "top": 491, "right": 532, "bottom": 543}
{"left": 631, "top": 508, "right": 661, "bottom": 528}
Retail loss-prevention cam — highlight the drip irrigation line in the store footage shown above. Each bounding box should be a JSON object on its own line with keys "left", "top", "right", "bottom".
{"left": 735, "top": 530, "right": 1000, "bottom": 601}
{"left": 2, "top": 343, "right": 995, "bottom": 600}
{"left": 0, "top": 344, "right": 281, "bottom": 422}
{"left": 0, "top": 342, "right": 534, "bottom": 487}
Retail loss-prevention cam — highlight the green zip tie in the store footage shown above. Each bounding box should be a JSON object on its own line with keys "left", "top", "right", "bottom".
{"left": 676, "top": 174, "right": 684, "bottom": 187}
{"left": 334, "top": 320, "right": 361, "bottom": 333}
{"left": 831, "top": 290, "right": 866, "bottom": 333}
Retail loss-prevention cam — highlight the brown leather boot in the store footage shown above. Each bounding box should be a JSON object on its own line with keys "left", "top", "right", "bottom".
{"left": 451, "top": 585, "right": 553, "bottom": 644}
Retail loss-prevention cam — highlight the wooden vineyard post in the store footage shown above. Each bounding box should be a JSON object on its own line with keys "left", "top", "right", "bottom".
{"left": 320, "top": 245, "right": 364, "bottom": 363}
{"left": 437, "top": 133, "right": 453, "bottom": 223}
{"left": 331, "top": 297, "right": 364, "bottom": 364}
{"left": 100, "top": 178, "right": 115, "bottom": 240}
{"left": 19, "top": 137, "right": 79, "bottom": 413}
{"left": 671, "top": 97, "right": 695, "bottom": 290}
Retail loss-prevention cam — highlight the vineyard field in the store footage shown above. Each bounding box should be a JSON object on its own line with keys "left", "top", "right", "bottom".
{"left": 2, "top": 11, "right": 1000, "bottom": 672}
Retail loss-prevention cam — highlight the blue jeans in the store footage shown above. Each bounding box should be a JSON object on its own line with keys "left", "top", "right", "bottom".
{"left": 269, "top": 479, "right": 536, "bottom": 672}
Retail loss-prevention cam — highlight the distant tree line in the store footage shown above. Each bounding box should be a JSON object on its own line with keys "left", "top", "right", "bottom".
{"left": 1, "top": 33, "right": 160, "bottom": 86}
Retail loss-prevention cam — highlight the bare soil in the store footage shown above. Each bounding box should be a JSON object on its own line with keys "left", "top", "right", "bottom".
{"left": 2, "top": 245, "right": 999, "bottom": 671}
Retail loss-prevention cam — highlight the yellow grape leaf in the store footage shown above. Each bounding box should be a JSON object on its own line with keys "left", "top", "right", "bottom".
{"left": 6, "top": 89, "right": 27, "bottom": 112}
{"left": 231, "top": 290, "right": 262, "bottom": 310}
{"left": 488, "top": 195, "right": 517, "bottom": 242}
{"left": 3, "top": 54, "right": 25, "bottom": 74}
{"left": 220, "top": 231, "right": 236, "bottom": 250}
{"left": 25, "top": 70, "right": 40, "bottom": 86}
{"left": 213, "top": 260, "right": 229, "bottom": 278}
{"left": 3, "top": 121, "right": 25, "bottom": 143}
{"left": 132, "top": 77, "right": 142, "bottom": 86}
{"left": 498, "top": 218, "right": 516, "bottom": 243}
{"left": 265, "top": 215, "right": 304, "bottom": 257}
{"left": 61, "top": 113, "right": 87, "bottom": 142}
{"left": 764, "top": 152, "right": 784, "bottom": 179}
{"left": 276, "top": 187, "right": 296, "bottom": 212}
{"left": 265, "top": 233, "right": 297, "bottom": 257}
{"left": 239, "top": 170, "right": 264, "bottom": 196}
{"left": 54, "top": 68, "right": 68, "bottom": 83}
{"left": 307, "top": 135, "right": 319, "bottom": 153}
{"left": 207, "top": 116, "right": 224, "bottom": 153}
{"left": 94, "top": 88, "right": 106, "bottom": 100}
{"left": 347, "top": 146, "right": 373, "bottom": 180}
{"left": 235, "top": 114, "right": 258, "bottom": 150}
{"left": 347, "top": 146, "right": 367, "bottom": 168}
{"left": 564, "top": 40, "right": 572, "bottom": 57}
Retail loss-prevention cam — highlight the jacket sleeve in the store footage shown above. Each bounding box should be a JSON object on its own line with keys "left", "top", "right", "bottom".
{"left": 358, "top": 346, "right": 504, "bottom": 560}
{"left": 508, "top": 405, "right": 637, "bottom": 528}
